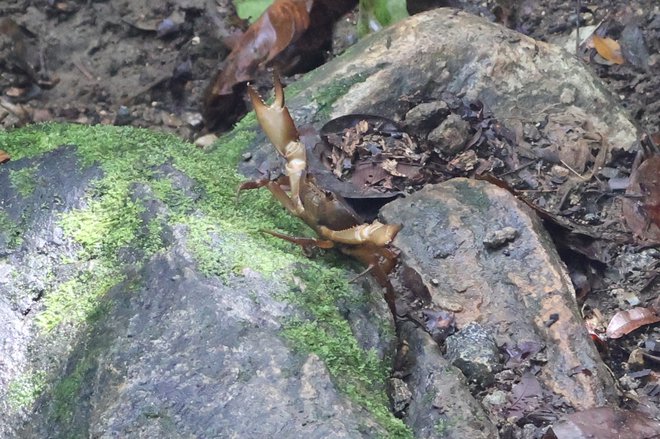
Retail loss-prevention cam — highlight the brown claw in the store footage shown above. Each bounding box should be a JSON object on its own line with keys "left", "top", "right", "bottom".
{"left": 248, "top": 73, "right": 307, "bottom": 215}
{"left": 318, "top": 221, "right": 402, "bottom": 247}
{"left": 247, "top": 75, "right": 299, "bottom": 154}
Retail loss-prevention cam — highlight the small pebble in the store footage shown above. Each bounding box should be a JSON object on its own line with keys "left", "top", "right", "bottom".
{"left": 483, "top": 227, "right": 518, "bottom": 249}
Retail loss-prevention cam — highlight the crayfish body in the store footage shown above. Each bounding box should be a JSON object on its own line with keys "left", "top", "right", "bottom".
{"left": 239, "top": 74, "right": 402, "bottom": 315}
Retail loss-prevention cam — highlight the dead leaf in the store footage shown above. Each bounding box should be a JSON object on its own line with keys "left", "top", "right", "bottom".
{"left": 505, "top": 373, "right": 545, "bottom": 420}
{"left": 606, "top": 307, "right": 660, "bottom": 339}
{"left": 0, "top": 150, "right": 10, "bottom": 163}
{"left": 547, "top": 407, "right": 660, "bottom": 439}
{"left": 592, "top": 35, "right": 625, "bottom": 65}
{"left": 382, "top": 159, "right": 406, "bottom": 177}
{"left": 504, "top": 341, "right": 544, "bottom": 366}
{"left": 623, "top": 155, "right": 660, "bottom": 244}
{"left": 203, "top": 0, "right": 313, "bottom": 127}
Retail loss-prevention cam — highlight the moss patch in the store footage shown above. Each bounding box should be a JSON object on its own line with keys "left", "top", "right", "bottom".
{"left": 6, "top": 369, "right": 47, "bottom": 410}
{"left": 9, "top": 165, "right": 38, "bottom": 197}
{"left": 282, "top": 266, "right": 410, "bottom": 438}
{"left": 311, "top": 72, "right": 369, "bottom": 118}
{"left": 0, "top": 211, "right": 23, "bottom": 248}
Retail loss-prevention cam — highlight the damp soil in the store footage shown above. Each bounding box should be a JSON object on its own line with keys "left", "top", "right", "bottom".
{"left": 1, "top": 0, "right": 658, "bottom": 432}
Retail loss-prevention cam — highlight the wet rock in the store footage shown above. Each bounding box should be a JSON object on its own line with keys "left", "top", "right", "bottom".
{"left": 0, "top": 142, "right": 395, "bottom": 438}
{"left": 483, "top": 226, "right": 519, "bottom": 249}
{"left": 398, "top": 321, "right": 499, "bottom": 439}
{"left": 114, "top": 105, "right": 132, "bottom": 125}
{"left": 428, "top": 114, "right": 470, "bottom": 155}
{"left": 388, "top": 377, "right": 412, "bottom": 416}
{"left": 403, "top": 101, "right": 449, "bottom": 135}
{"left": 445, "top": 322, "right": 501, "bottom": 387}
{"left": 381, "top": 178, "right": 618, "bottom": 412}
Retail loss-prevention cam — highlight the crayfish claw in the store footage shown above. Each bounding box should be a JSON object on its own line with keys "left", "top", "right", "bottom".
{"left": 247, "top": 74, "right": 299, "bottom": 154}
{"left": 318, "top": 221, "right": 402, "bottom": 247}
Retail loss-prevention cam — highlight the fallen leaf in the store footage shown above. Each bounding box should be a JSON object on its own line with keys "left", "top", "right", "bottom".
{"left": 547, "top": 407, "right": 660, "bottom": 439}
{"left": 592, "top": 35, "right": 624, "bottom": 65}
{"left": 203, "top": 0, "right": 313, "bottom": 127}
{"left": 606, "top": 307, "right": 660, "bottom": 339}
{"left": 504, "top": 341, "right": 544, "bottom": 366}
{"left": 623, "top": 154, "right": 660, "bottom": 244}
{"left": 382, "top": 158, "right": 406, "bottom": 177}
{"left": 0, "top": 150, "right": 10, "bottom": 163}
{"left": 506, "top": 373, "right": 545, "bottom": 420}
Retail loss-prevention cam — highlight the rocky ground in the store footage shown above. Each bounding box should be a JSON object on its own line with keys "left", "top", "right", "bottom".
{"left": 0, "top": 2, "right": 659, "bottom": 439}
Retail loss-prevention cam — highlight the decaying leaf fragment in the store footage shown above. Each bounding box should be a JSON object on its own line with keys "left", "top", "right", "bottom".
{"left": 606, "top": 307, "right": 660, "bottom": 339}
{"left": 592, "top": 35, "right": 625, "bottom": 65}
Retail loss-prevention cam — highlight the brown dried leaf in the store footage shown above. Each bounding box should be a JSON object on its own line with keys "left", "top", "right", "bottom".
{"left": 0, "top": 150, "right": 10, "bottom": 163}
{"left": 593, "top": 35, "right": 625, "bottom": 65}
{"left": 382, "top": 159, "right": 406, "bottom": 177}
{"left": 548, "top": 407, "right": 660, "bottom": 439}
{"left": 623, "top": 155, "right": 660, "bottom": 243}
{"left": 606, "top": 307, "right": 660, "bottom": 339}
{"left": 356, "top": 119, "right": 369, "bottom": 134}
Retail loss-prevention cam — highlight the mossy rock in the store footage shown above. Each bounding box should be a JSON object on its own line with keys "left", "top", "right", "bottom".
{"left": 0, "top": 119, "right": 406, "bottom": 438}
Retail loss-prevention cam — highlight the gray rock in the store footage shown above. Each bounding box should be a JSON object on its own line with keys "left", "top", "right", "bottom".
{"left": 445, "top": 322, "right": 501, "bottom": 387}
{"left": 399, "top": 321, "right": 499, "bottom": 439}
{"left": 428, "top": 114, "right": 470, "bottom": 155}
{"left": 403, "top": 101, "right": 449, "bottom": 134}
{"left": 381, "top": 179, "right": 618, "bottom": 412}
{"left": 0, "top": 145, "right": 396, "bottom": 438}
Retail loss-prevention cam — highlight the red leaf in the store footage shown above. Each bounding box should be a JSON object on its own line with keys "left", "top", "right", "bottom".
{"left": 606, "top": 307, "right": 660, "bottom": 339}
{"left": 0, "top": 150, "right": 9, "bottom": 163}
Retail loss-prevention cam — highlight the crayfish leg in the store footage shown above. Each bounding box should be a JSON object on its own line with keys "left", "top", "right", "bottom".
{"left": 263, "top": 229, "right": 334, "bottom": 256}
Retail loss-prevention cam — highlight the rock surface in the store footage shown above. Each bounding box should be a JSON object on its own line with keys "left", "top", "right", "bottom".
{"left": 244, "top": 8, "right": 637, "bottom": 172}
{"left": 397, "top": 321, "right": 498, "bottom": 439}
{"left": 0, "top": 136, "right": 398, "bottom": 438}
{"left": 381, "top": 179, "right": 617, "bottom": 423}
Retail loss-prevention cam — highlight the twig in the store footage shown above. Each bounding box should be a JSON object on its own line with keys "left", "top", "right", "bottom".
{"left": 73, "top": 58, "right": 95, "bottom": 81}
{"left": 559, "top": 159, "right": 589, "bottom": 181}
{"left": 576, "top": 0, "right": 581, "bottom": 56}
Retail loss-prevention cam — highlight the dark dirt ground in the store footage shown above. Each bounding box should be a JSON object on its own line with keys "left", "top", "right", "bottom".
{"left": 1, "top": 0, "right": 659, "bottom": 433}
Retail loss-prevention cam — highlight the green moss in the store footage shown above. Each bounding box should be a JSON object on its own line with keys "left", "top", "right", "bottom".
{"left": 35, "top": 263, "right": 120, "bottom": 331}
{"left": 6, "top": 369, "right": 47, "bottom": 410}
{"left": 52, "top": 354, "right": 96, "bottom": 424}
{"left": 312, "top": 73, "right": 369, "bottom": 118}
{"left": 9, "top": 165, "right": 38, "bottom": 197}
{"left": 0, "top": 211, "right": 23, "bottom": 248}
{"left": 282, "top": 267, "right": 411, "bottom": 438}
{"left": 434, "top": 418, "right": 450, "bottom": 435}
{"left": 0, "top": 111, "right": 410, "bottom": 436}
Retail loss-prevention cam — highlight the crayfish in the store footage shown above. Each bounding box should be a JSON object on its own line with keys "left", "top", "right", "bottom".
{"left": 238, "top": 74, "right": 402, "bottom": 315}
